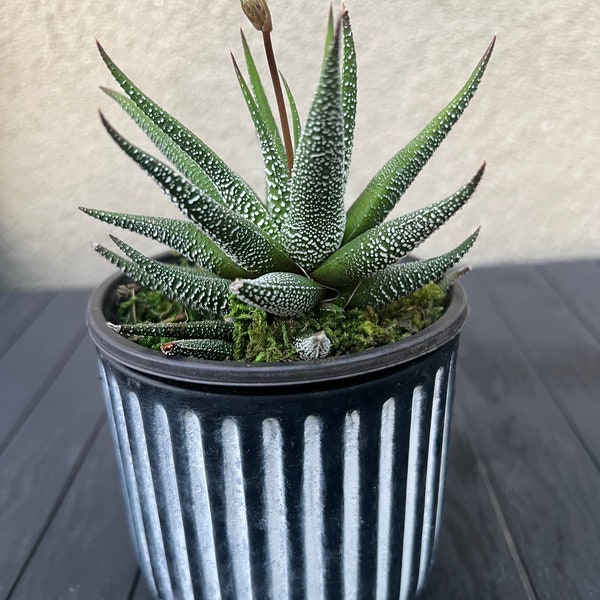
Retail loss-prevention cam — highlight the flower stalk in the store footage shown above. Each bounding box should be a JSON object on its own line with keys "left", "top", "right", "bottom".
{"left": 241, "top": 0, "right": 294, "bottom": 174}
{"left": 262, "top": 29, "right": 294, "bottom": 174}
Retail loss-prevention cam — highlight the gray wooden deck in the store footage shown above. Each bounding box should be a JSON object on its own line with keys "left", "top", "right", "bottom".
{"left": 1, "top": 260, "right": 599, "bottom": 599}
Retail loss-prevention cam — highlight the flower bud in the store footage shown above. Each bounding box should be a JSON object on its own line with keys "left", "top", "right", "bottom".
{"left": 240, "top": 0, "right": 273, "bottom": 32}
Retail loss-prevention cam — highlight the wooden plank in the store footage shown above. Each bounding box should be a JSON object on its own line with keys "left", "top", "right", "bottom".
{"left": 0, "top": 291, "right": 54, "bottom": 359}
{"left": 0, "top": 336, "right": 105, "bottom": 596}
{"left": 455, "top": 270, "right": 600, "bottom": 599}
{"left": 0, "top": 290, "right": 89, "bottom": 452}
{"left": 425, "top": 407, "right": 530, "bottom": 599}
{"left": 9, "top": 423, "right": 140, "bottom": 600}
{"left": 536, "top": 260, "right": 600, "bottom": 341}
{"left": 0, "top": 292, "right": 14, "bottom": 314}
{"left": 477, "top": 265, "right": 600, "bottom": 464}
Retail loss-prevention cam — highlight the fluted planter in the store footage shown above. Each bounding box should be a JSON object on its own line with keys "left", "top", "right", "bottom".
{"left": 87, "top": 269, "right": 468, "bottom": 600}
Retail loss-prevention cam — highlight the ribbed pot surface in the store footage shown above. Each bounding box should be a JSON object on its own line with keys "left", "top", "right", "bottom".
{"left": 97, "top": 341, "right": 458, "bottom": 600}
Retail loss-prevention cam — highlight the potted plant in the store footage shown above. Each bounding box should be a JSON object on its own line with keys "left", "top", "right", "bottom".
{"left": 84, "top": 1, "right": 494, "bottom": 598}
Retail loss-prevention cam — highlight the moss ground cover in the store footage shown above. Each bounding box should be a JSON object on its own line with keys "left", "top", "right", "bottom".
{"left": 113, "top": 281, "right": 446, "bottom": 362}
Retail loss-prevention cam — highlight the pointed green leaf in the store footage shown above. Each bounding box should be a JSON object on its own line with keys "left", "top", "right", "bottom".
{"left": 100, "top": 93, "right": 224, "bottom": 207}
{"left": 231, "top": 52, "right": 290, "bottom": 224}
{"left": 92, "top": 242, "right": 150, "bottom": 287}
{"left": 94, "top": 240, "right": 218, "bottom": 302}
{"left": 161, "top": 338, "right": 233, "bottom": 359}
{"left": 312, "top": 163, "right": 484, "bottom": 288}
{"left": 110, "top": 320, "right": 234, "bottom": 340}
{"left": 96, "top": 41, "right": 272, "bottom": 231}
{"left": 230, "top": 272, "right": 328, "bottom": 317}
{"left": 344, "top": 37, "right": 495, "bottom": 243}
{"left": 96, "top": 236, "right": 232, "bottom": 314}
{"left": 323, "top": 5, "right": 334, "bottom": 63}
{"left": 101, "top": 91, "right": 275, "bottom": 238}
{"left": 281, "top": 21, "right": 346, "bottom": 271}
{"left": 97, "top": 116, "right": 297, "bottom": 274}
{"left": 439, "top": 265, "right": 471, "bottom": 292}
{"left": 341, "top": 8, "right": 357, "bottom": 178}
{"left": 280, "top": 74, "right": 302, "bottom": 148}
{"left": 80, "top": 207, "right": 252, "bottom": 279}
{"left": 240, "top": 28, "right": 286, "bottom": 162}
{"left": 346, "top": 229, "right": 480, "bottom": 309}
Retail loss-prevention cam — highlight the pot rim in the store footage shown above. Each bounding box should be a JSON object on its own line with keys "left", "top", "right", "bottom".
{"left": 87, "top": 266, "right": 468, "bottom": 387}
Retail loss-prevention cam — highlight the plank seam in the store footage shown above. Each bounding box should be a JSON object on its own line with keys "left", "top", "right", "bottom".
{"left": 128, "top": 569, "right": 142, "bottom": 600}
{"left": 464, "top": 425, "right": 539, "bottom": 600}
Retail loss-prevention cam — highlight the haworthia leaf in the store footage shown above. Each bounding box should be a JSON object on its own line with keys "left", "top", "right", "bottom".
{"left": 96, "top": 41, "right": 273, "bottom": 232}
{"left": 281, "top": 21, "right": 346, "bottom": 271}
{"left": 100, "top": 94, "right": 223, "bottom": 208}
{"left": 439, "top": 265, "right": 471, "bottom": 292}
{"left": 101, "top": 92, "right": 275, "bottom": 242}
{"left": 230, "top": 272, "right": 328, "bottom": 317}
{"left": 312, "top": 163, "right": 485, "bottom": 288}
{"left": 95, "top": 236, "right": 232, "bottom": 314}
{"left": 98, "top": 115, "right": 296, "bottom": 275}
{"left": 109, "top": 320, "right": 234, "bottom": 340}
{"left": 280, "top": 74, "right": 301, "bottom": 149}
{"left": 343, "top": 37, "right": 495, "bottom": 243}
{"left": 346, "top": 228, "right": 480, "bottom": 309}
{"left": 161, "top": 338, "right": 233, "bottom": 360}
{"left": 341, "top": 8, "right": 357, "bottom": 179}
{"left": 231, "top": 53, "right": 290, "bottom": 225}
{"left": 240, "top": 29, "right": 286, "bottom": 163}
{"left": 93, "top": 242, "right": 150, "bottom": 287}
{"left": 80, "top": 207, "right": 251, "bottom": 279}
{"left": 323, "top": 5, "right": 334, "bottom": 63}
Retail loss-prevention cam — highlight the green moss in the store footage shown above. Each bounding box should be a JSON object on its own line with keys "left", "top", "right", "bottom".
{"left": 112, "top": 281, "right": 447, "bottom": 361}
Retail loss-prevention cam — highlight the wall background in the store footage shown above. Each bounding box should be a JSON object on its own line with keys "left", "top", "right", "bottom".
{"left": 1, "top": 0, "right": 598, "bottom": 290}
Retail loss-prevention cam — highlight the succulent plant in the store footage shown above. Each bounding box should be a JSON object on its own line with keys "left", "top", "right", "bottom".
{"left": 82, "top": 0, "right": 494, "bottom": 360}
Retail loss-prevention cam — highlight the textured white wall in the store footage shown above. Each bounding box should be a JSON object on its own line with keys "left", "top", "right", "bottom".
{"left": 1, "top": 0, "right": 598, "bottom": 290}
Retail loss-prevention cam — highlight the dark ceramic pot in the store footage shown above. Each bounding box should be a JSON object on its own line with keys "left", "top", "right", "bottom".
{"left": 87, "top": 268, "right": 468, "bottom": 600}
